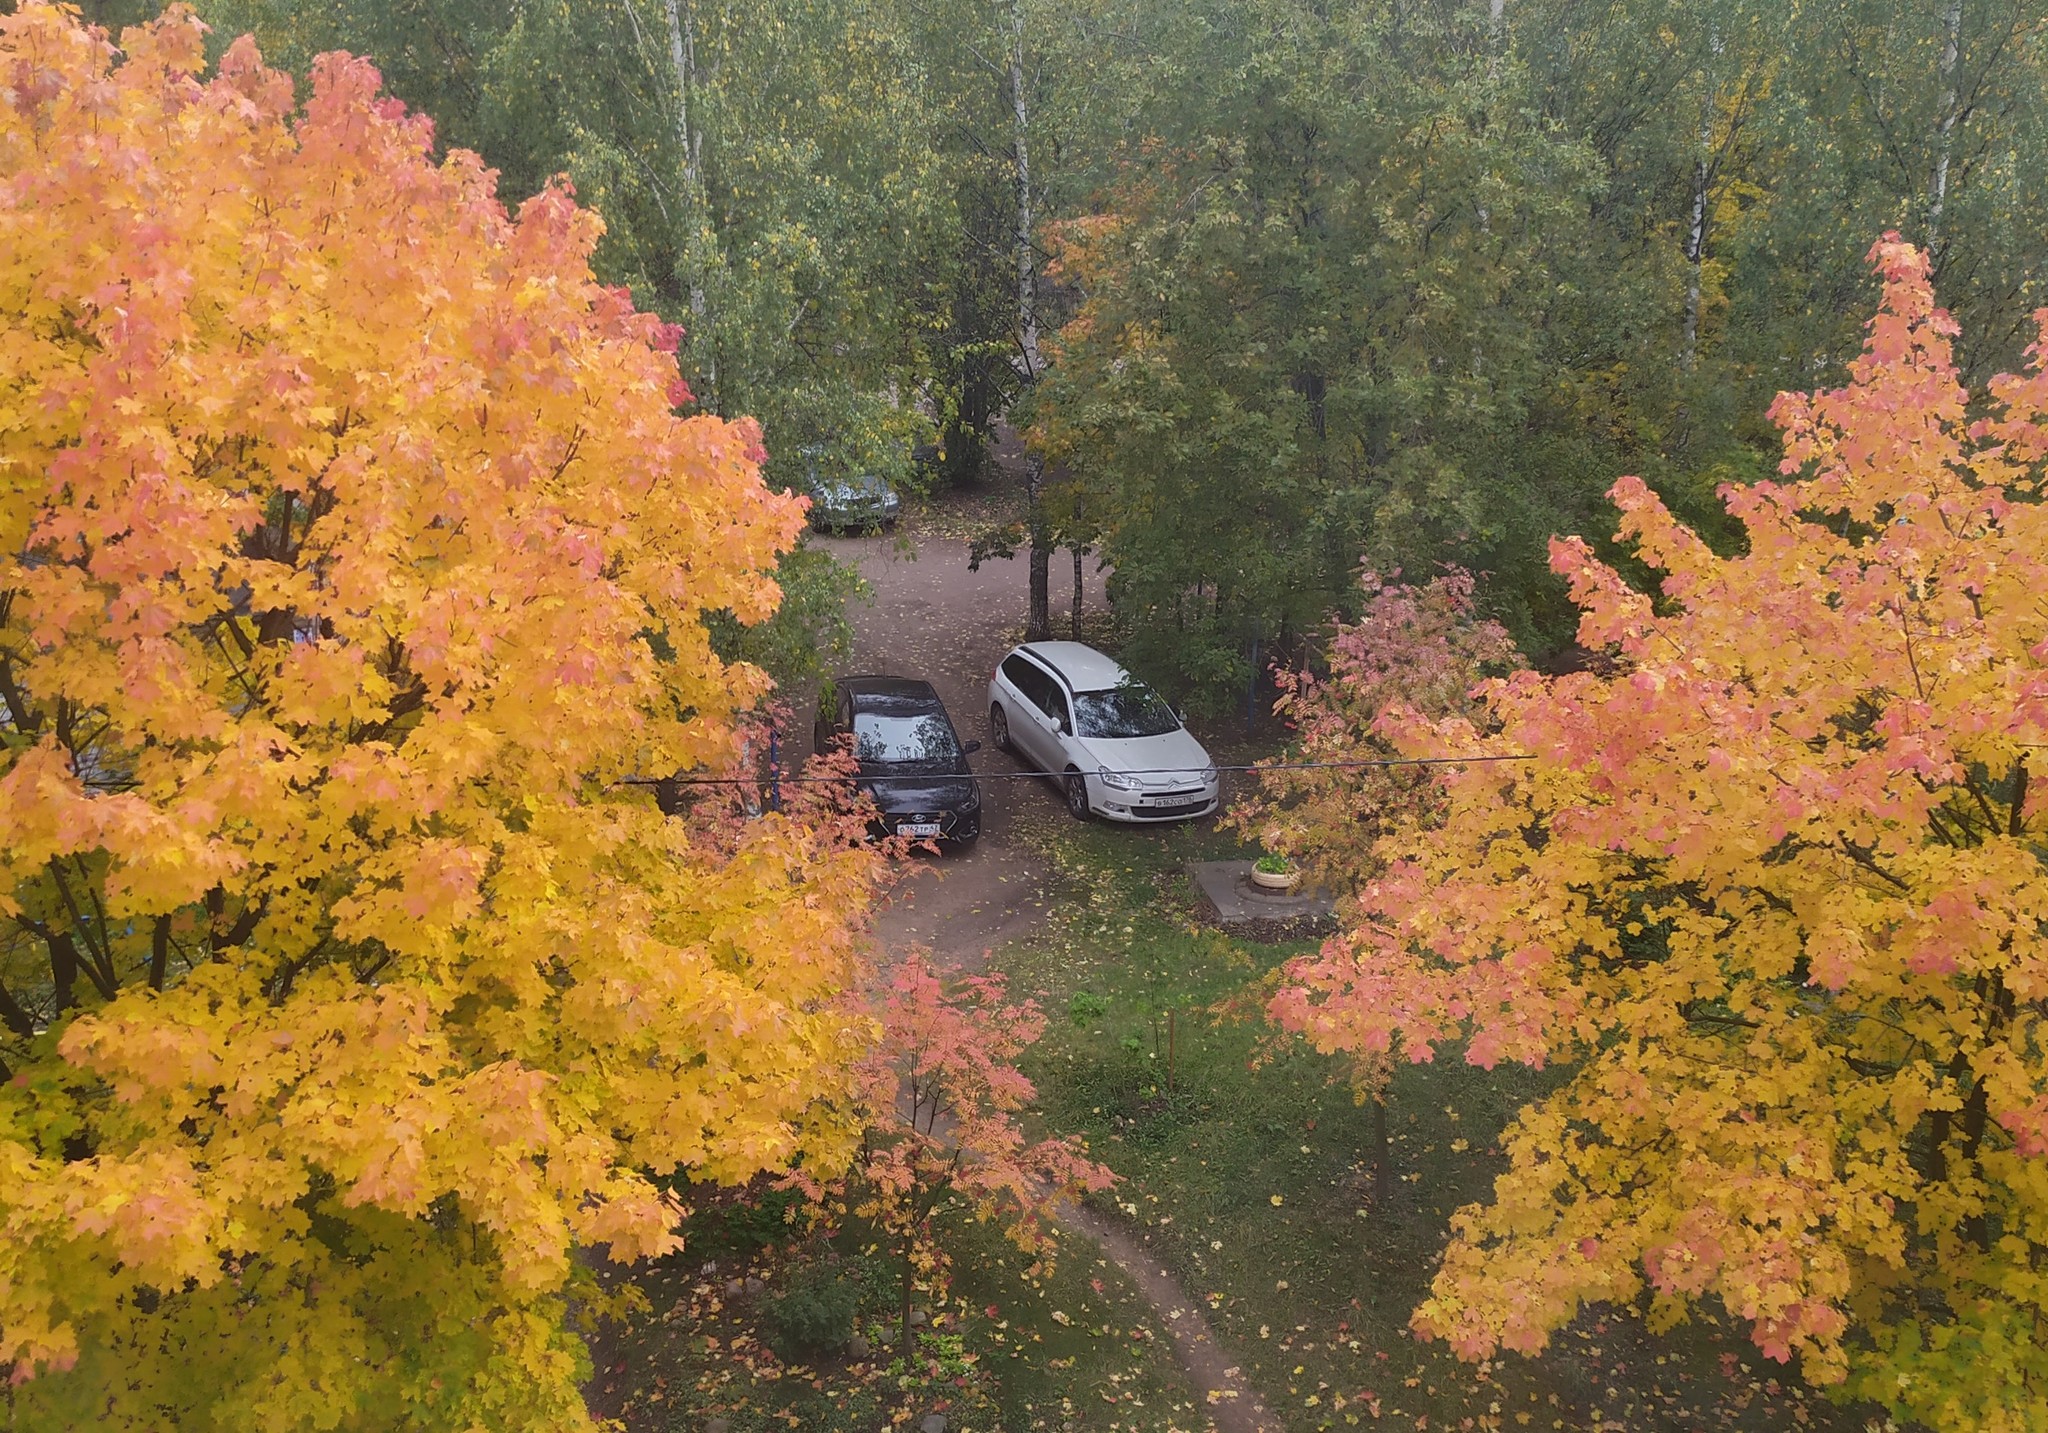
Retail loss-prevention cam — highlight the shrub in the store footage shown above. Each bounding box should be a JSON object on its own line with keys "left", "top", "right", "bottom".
{"left": 667, "top": 1182, "right": 802, "bottom": 1264}
{"left": 763, "top": 1260, "right": 862, "bottom": 1358}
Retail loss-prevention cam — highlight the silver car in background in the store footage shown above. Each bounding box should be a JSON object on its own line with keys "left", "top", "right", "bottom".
{"left": 986, "top": 641, "right": 1220, "bottom": 822}
{"left": 800, "top": 445, "right": 902, "bottom": 532}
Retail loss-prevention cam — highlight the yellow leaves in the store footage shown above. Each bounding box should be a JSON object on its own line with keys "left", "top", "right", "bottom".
{"left": 0, "top": 7, "right": 886, "bottom": 1424}
{"left": 1259, "top": 232, "right": 2048, "bottom": 1430}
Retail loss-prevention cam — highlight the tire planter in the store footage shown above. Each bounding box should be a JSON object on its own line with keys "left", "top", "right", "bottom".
{"left": 1249, "top": 866, "right": 1299, "bottom": 892}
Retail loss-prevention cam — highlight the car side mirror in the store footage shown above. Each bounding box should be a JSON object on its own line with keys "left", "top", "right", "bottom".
{"left": 962, "top": 739, "right": 983, "bottom": 755}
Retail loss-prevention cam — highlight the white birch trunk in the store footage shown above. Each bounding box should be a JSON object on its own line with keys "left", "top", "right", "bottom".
{"left": 1681, "top": 158, "right": 1707, "bottom": 370}
{"left": 659, "top": 0, "right": 717, "bottom": 405}
{"left": 1680, "top": 26, "right": 1722, "bottom": 372}
{"left": 1009, "top": 0, "right": 1041, "bottom": 385}
{"left": 1927, "top": 0, "right": 1963, "bottom": 254}
{"left": 1007, "top": 0, "right": 1051, "bottom": 639}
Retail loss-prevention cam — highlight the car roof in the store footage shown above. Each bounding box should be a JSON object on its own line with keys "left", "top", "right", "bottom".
{"left": 839, "top": 675, "right": 942, "bottom": 704}
{"left": 1016, "top": 641, "right": 1130, "bottom": 691}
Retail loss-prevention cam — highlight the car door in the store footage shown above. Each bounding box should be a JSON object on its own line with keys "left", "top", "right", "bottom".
{"left": 1038, "top": 679, "right": 1076, "bottom": 772}
{"left": 999, "top": 655, "right": 1054, "bottom": 765}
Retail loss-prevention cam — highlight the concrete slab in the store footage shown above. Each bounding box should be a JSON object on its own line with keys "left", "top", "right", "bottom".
{"left": 1188, "top": 861, "right": 1337, "bottom": 942}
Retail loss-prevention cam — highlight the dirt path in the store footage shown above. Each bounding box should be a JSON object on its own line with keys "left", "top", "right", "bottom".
{"left": 810, "top": 523, "right": 1092, "bottom": 964}
{"left": 818, "top": 504, "right": 1284, "bottom": 1432}
{"left": 1059, "top": 1202, "right": 1287, "bottom": 1433}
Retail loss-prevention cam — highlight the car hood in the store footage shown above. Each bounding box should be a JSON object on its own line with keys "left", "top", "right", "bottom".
{"left": 860, "top": 768, "right": 977, "bottom": 812}
{"left": 1076, "top": 727, "right": 1213, "bottom": 787}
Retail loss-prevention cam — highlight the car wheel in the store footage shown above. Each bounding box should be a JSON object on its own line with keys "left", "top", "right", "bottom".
{"left": 990, "top": 704, "right": 1013, "bottom": 755}
{"left": 1064, "top": 769, "right": 1091, "bottom": 822}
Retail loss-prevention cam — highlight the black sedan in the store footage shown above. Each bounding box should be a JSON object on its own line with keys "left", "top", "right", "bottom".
{"left": 814, "top": 676, "right": 981, "bottom": 846}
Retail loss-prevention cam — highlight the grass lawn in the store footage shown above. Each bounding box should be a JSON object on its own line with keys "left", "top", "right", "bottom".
{"left": 583, "top": 1097, "right": 1204, "bottom": 1433}
{"left": 587, "top": 779, "right": 1885, "bottom": 1432}
{"left": 992, "top": 810, "right": 1879, "bottom": 1433}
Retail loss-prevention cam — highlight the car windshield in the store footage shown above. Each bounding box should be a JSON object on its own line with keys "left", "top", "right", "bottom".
{"left": 853, "top": 709, "right": 960, "bottom": 766}
{"left": 820, "top": 473, "right": 891, "bottom": 498}
{"left": 1073, "top": 684, "right": 1180, "bottom": 740}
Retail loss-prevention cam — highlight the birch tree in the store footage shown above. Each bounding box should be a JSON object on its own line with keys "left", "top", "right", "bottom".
{"left": 1925, "top": 0, "right": 1963, "bottom": 254}
{"left": 1007, "top": 0, "right": 1055, "bottom": 641}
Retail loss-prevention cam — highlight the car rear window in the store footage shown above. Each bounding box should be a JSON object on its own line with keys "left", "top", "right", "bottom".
{"left": 1001, "top": 654, "right": 1053, "bottom": 711}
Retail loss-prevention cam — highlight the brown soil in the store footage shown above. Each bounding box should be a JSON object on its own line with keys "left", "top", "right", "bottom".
{"left": 816, "top": 461, "right": 1282, "bottom": 1430}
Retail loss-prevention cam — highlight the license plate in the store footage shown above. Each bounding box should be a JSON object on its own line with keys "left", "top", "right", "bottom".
{"left": 897, "top": 821, "right": 942, "bottom": 837}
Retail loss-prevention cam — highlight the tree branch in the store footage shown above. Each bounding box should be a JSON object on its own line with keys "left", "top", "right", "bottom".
{"left": 1837, "top": 834, "right": 1911, "bottom": 893}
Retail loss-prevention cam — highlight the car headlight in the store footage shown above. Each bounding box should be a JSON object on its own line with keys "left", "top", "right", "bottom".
{"left": 1201, "top": 767, "right": 1221, "bottom": 784}
{"left": 1097, "top": 767, "right": 1142, "bottom": 791}
{"left": 962, "top": 787, "right": 982, "bottom": 812}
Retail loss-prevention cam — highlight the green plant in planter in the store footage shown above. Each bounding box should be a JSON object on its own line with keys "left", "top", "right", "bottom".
{"left": 1254, "top": 853, "right": 1292, "bottom": 876}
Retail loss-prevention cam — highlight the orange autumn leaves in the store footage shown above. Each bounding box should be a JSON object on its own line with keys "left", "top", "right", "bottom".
{"left": 0, "top": 6, "right": 881, "bottom": 1428}
{"left": 1269, "top": 238, "right": 2048, "bottom": 1431}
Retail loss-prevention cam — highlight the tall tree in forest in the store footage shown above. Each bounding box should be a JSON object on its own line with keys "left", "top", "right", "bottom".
{"left": 1777, "top": 0, "right": 2046, "bottom": 368}
{"left": 1267, "top": 237, "right": 2048, "bottom": 1432}
{"left": 1031, "top": 0, "right": 1604, "bottom": 705}
{"left": 199, "top": 0, "right": 962, "bottom": 683}
{"left": 0, "top": 9, "right": 884, "bottom": 1426}
{"left": 1926, "top": 0, "right": 1965, "bottom": 252}
{"left": 1005, "top": 0, "right": 1056, "bottom": 640}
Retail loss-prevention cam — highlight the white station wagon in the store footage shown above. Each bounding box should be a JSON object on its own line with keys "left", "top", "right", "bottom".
{"left": 986, "top": 641, "right": 1220, "bottom": 823}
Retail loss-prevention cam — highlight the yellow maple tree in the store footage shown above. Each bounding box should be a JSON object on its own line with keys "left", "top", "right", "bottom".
{"left": 1270, "top": 236, "right": 2048, "bottom": 1431}
{"left": 0, "top": 7, "right": 882, "bottom": 1426}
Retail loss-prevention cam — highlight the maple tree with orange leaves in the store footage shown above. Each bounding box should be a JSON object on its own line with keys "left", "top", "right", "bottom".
{"left": 0, "top": 7, "right": 885, "bottom": 1427}
{"left": 791, "top": 951, "right": 1114, "bottom": 1365}
{"left": 1269, "top": 236, "right": 2048, "bottom": 1431}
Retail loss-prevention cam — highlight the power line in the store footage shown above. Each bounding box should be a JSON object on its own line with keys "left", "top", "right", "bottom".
{"left": 624, "top": 753, "right": 1536, "bottom": 789}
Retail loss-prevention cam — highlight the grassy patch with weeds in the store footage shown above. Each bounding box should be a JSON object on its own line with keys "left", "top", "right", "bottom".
{"left": 584, "top": 1167, "right": 1203, "bottom": 1431}
{"left": 995, "top": 813, "right": 1874, "bottom": 1433}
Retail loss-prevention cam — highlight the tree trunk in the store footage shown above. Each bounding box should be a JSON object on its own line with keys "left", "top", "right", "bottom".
{"left": 1927, "top": 0, "right": 1963, "bottom": 256}
{"left": 659, "top": 0, "right": 718, "bottom": 408}
{"left": 898, "top": 1243, "right": 916, "bottom": 1367}
{"left": 1008, "top": 0, "right": 1052, "bottom": 639}
{"left": 1026, "top": 560, "right": 1052, "bottom": 642}
{"left": 1008, "top": 0, "right": 1041, "bottom": 387}
{"left": 1025, "top": 462, "right": 1052, "bottom": 639}
{"left": 1373, "top": 1094, "right": 1392, "bottom": 1205}
{"left": 1070, "top": 543, "right": 1083, "bottom": 640}
{"left": 1681, "top": 26, "right": 1721, "bottom": 372}
{"left": 1680, "top": 162, "right": 1705, "bottom": 369}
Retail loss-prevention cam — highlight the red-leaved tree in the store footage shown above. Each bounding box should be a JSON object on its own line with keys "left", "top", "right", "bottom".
{"left": 1233, "top": 569, "right": 1517, "bottom": 1199}
{"left": 799, "top": 953, "right": 1115, "bottom": 1364}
